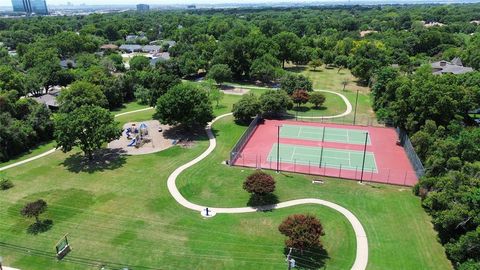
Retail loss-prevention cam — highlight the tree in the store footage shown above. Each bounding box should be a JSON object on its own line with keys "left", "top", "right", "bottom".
{"left": 260, "top": 90, "right": 293, "bottom": 117}
{"left": 291, "top": 89, "right": 309, "bottom": 108}
{"left": 280, "top": 73, "right": 313, "bottom": 95}
{"left": 278, "top": 214, "right": 325, "bottom": 253}
{"left": 57, "top": 81, "right": 108, "bottom": 113}
{"left": 201, "top": 80, "right": 224, "bottom": 108}
{"left": 154, "top": 82, "right": 214, "bottom": 128}
{"left": 250, "top": 54, "right": 283, "bottom": 82}
{"left": 308, "top": 59, "right": 323, "bottom": 71}
{"left": 273, "top": 32, "right": 302, "bottom": 68}
{"left": 232, "top": 93, "right": 261, "bottom": 123}
{"left": 54, "top": 105, "right": 122, "bottom": 160}
{"left": 134, "top": 85, "right": 150, "bottom": 105}
{"left": 309, "top": 92, "right": 326, "bottom": 108}
{"left": 341, "top": 78, "right": 350, "bottom": 91}
{"left": 21, "top": 199, "right": 47, "bottom": 224}
{"left": 243, "top": 171, "right": 276, "bottom": 195}
{"left": 129, "top": 55, "right": 151, "bottom": 71}
{"left": 206, "top": 64, "right": 232, "bottom": 84}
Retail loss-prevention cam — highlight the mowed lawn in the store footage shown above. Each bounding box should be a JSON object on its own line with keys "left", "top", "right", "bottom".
{"left": 177, "top": 116, "right": 452, "bottom": 270}
{"left": 288, "top": 65, "right": 377, "bottom": 125}
{"left": 0, "top": 114, "right": 354, "bottom": 270}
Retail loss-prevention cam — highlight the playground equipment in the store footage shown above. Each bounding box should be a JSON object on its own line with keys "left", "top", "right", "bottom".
{"left": 126, "top": 123, "right": 150, "bottom": 148}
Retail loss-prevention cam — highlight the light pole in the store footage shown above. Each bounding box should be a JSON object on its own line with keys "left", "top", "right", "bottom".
{"left": 319, "top": 127, "right": 326, "bottom": 167}
{"left": 353, "top": 90, "right": 359, "bottom": 125}
{"left": 360, "top": 132, "right": 369, "bottom": 183}
{"left": 276, "top": 125, "right": 282, "bottom": 173}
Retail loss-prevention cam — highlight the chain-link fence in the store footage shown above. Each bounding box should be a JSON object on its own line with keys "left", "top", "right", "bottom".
{"left": 395, "top": 127, "right": 425, "bottom": 178}
{"left": 233, "top": 152, "right": 420, "bottom": 186}
{"left": 229, "top": 115, "right": 261, "bottom": 165}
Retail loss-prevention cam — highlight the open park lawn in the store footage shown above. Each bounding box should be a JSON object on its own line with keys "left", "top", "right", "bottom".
{"left": 0, "top": 74, "right": 450, "bottom": 270}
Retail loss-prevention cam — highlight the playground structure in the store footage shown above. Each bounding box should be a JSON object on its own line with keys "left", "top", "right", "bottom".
{"left": 108, "top": 120, "right": 174, "bottom": 155}
{"left": 126, "top": 123, "right": 150, "bottom": 148}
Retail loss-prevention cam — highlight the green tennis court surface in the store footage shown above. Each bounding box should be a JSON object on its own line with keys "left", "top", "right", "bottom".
{"left": 280, "top": 124, "right": 371, "bottom": 145}
{"left": 267, "top": 143, "right": 377, "bottom": 172}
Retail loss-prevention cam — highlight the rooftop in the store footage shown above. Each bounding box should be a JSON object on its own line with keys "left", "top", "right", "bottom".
{"left": 431, "top": 57, "right": 474, "bottom": 75}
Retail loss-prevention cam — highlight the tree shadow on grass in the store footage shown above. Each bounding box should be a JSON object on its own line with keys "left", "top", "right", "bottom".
{"left": 27, "top": 219, "right": 53, "bottom": 235}
{"left": 284, "top": 246, "right": 329, "bottom": 270}
{"left": 61, "top": 148, "right": 127, "bottom": 174}
{"left": 293, "top": 106, "right": 311, "bottom": 113}
{"left": 247, "top": 193, "right": 279, "bottom": 211}
{"left": 312, "top": 106, "right": 327, "bottom": 111}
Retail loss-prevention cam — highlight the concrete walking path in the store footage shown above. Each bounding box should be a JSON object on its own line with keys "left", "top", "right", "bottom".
{"left": 223, "top": 83, "right": 352, "bottom": 119}
{"left": 167, "top": 113, "right": 368, "bottom": 270}
{"left": 0, "top": 107, "right": 155, "bottom": 172}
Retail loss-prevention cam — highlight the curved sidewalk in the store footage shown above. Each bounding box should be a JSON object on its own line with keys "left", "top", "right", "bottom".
{"left": 0, "top": 107, "right": 155, "bottom": 172}
{"left": 296, "top": 89, "right": 352, "bottom": 119}
{"left": 167, "top": 113, "right": 368, "bottom": 270}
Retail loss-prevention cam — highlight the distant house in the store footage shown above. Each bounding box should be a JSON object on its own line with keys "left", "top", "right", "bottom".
{"left": 150, "top": 52, "right": 171, "bottom": 67}
{"left": 33, "top": 87, "right": 62, "bottom": 110}
{"left": 422, "top": 21, "right": 446, "bottom": 28}
{"left": 359, "top": 30, "right": 377, "bottom": 37}
{"left": 60, "top": 59, "right": 76, "bottom": 69}
{"left": 125, "top": 34, "right": 147, "bottom": 43}
{"left": 100, "top": 44, "right": 119, "bottom": 51}
{"left": 431, "top": 57, "right": 474, "bottom": 75}
{"left": 187, "top": 4, "right": 196, "bottom": 9}
{"left": 119, "top": 44, "right": 142, "bottom": 53}
{"left": 141, "top": 45, "right": 161, "bottom": 53}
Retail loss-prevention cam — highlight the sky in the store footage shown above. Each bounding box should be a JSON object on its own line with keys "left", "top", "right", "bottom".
{"left": 0, "top": 0, "right": 353, "bottom": 8}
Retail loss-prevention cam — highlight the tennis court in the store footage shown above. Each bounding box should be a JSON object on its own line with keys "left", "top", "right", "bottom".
{"left": 280, "top": 124, "right": 371, "bottom": 145}
{"left": 232, "top": 119, "right": 419, "bottom": 186}
{"left": 267, "top": 143, "right": 377, "bottom": 172}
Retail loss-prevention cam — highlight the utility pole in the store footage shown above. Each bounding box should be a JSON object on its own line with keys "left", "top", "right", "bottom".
{"left": 353, "top": 90, "right": 359, "bottom": 125}
{"left": 360, "top": 132, "right": 369, "bottom": 183}
{"left": 286, "top": 247, "right": 294, "bottom": 270}
{"left": 276, "top": 125, "right": 282, "bottom": 173}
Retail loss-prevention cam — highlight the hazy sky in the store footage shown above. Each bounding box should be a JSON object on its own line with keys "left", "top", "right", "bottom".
{"left": 1, "top": 0, "right": 348, "bottom": 8}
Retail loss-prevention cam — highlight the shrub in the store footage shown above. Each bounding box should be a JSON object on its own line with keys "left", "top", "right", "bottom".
{"left": 278, "top": 214, "right": 325, "bottom": 253}
{"left": 0, "top": 177, "right": 13, "bottom": 190}
{"left": 243, "top": 171, "right": 276, "bottom": 195}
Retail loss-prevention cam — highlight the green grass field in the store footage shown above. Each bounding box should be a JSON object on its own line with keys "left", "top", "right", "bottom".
{"left": 288, "top": 65, "right": 377, "bottom": 125}
{"left": 177, "top": 116, "right": 452, "bottom": 270}
{"left": 0, "top": 73, "right": 452, "bottom": 270}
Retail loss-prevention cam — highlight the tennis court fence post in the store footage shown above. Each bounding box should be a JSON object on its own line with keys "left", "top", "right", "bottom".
{"left": 339, "top": 164, "right": 342, "bottom": 178}
{"left": 370, "top": 168, "right": 374, "bottom": 181}
{"left": 387, "top": 169, "right": 390, "bottom": 184}
{"left": 404, "top": 171, "right": 408, "bottom": 186}
{"left": 308, "top": 161, "right": 311, "bottom": 175}
{"left": 294, "top": 159, "right": 296, "bottom": 173}
{"left": 355, "top": 166, "right": 358, "bottom": 180}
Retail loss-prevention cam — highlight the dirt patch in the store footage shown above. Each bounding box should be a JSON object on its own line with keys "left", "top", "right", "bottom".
{"left": 108, "top": 120, "right": 177, "bottom": 155}
{"left": 220, "top": 85, "right": 250, "bottom": 95}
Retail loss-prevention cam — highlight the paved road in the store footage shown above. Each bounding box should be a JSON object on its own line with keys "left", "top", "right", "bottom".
{"left": 167, "top": 113, "right": 368, "bottom": 270}
{"left": 0, "top": 107, "right": 155, "bottom": 172}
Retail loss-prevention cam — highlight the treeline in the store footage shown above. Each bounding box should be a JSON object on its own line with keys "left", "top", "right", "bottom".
{"left": 371, "top": 66, "right": 480, "bottom": 269}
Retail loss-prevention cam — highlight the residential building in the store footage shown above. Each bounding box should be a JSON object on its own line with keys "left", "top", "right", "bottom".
{"left": 431, "top": 57, "right": 474, "bottom": 75}
{"left": 11, "top": 0, "right": 48, "bottom": 14}
{"left": 136, "top": 4, "right": 149, "bottom": 12}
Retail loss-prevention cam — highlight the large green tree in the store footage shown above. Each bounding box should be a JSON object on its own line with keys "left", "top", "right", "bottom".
{"left": 54, "top": 105, "right": 122, "bottom": 159}
{"left": 154, "top": 82, "right": 214, "bottom": 128}
{"left": 57, "top": 81, "right": 108, "bottom": 113}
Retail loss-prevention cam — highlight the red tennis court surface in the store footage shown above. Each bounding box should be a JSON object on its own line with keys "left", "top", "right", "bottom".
{"left": 232, "top": 119, "right": 419, "bottom": 186}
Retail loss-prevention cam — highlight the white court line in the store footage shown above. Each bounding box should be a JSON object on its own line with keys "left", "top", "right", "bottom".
{"left": 348, "top": 152, "right": 352, "bottom": 166}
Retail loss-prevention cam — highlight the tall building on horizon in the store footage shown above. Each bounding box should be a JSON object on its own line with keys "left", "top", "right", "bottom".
{"left": 11, "top": 0, "right": 48, "bottom": 15}
{"left": 136, "top": 4, "right": 150, "bottom": 12}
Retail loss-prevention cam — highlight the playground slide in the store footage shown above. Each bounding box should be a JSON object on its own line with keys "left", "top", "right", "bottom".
{"left": 127, "top": 138, "right": 137, "bottom": 147}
